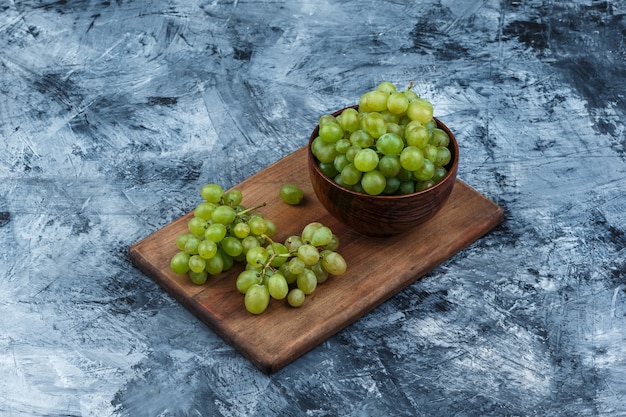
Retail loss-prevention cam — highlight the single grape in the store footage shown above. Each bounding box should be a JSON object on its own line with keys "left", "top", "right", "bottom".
{"left": 376, "top": 132, "right": 404, "bottom": 155}
{"left": 183, "top": 235, "right": 200, "bottom": 255}
{"left": 246, "top": 246, "right": 268, "bottom": 267}
{"left": 287, "top": 288, "right": 305, "bottom": 307}
{"left": 311, "top": 262, "right": 329, "bottom": 284}
{"left": 334, "top": 154, "right": 350, "bottom": 173}
{"left": 200, "top": 183, "right": 224, "bottom": 203}
{"left": 188, "top": 270, "right": 208, "bottom": 285}
{"left": 353, "top": 148, "right": 379, "bottom": 172}
{"left": 197, "top": 239, "right": 218, "bottom": 259}
{"left": 248, "top": 216, "right": 267, "bottom": 235}
{"left": 205, "top": 223, "right": 227, "bottom": 242}
{"left": 349, "top": 130, "right": 374, "bottom": 148}
{"left": 318, "top": 161, "right": 339, "bottom": 178}
{"left": 359, "top": 90, "right": 388, "bottom": 112}
{"left": 188, "top": 217, "right": 207, "bottom": 237}
{"left": 284, "top": 235, "right": 304, "bottom": 252}
{"left": 383, "top": 176, "right": 401, "bottom": 194}
{"left": 340, "top": 163, "right": 363, "bottom": 186}
{"left": 387, "top": 92, "right": 409, "bottom": 114}
{"left": 321, "top": 251, "right": 347, "bottom": 276}
{"left": 405, "top": 121, "right": 430, "bottom": 149}
{"left": 170, "top": 251, "right": 190, "bottom": 274}
{"left": 430, "top": 128, "right": 450, "bottom": 147}
{"left": 400, "top": 146, "right": 425, "bottom": 171}
{"left": 244, "top": 284, "right": 270, "bottom": 315}
{"left": 233, "top": 222, "right": 250, "bottom": 239}
{"left": 221, "top": 236, "right": 243, "bottom": 257}
{"left": 241, "top": 235, "right": 261, "bottom": 254}
{"left": 310, "top": 226, "right": 333, "bottom": 247}
{"left": 288, "top": 256, "right": 306, "bottom": 275}
{"left": 311, "top": 136, "right": 339, "bottom": 163}
{"left": 297, "top": 244, "right": 320, "bottom": 266}
{"left": 188, "top": 255, "right": 206, "bottom": 274}
{"left": 435, "top": 146, "right": 452, "bottom": 167}
{"left": 361, "top": 170, "right": 386, "bottom": 195}
{"left": 413, "top": 159, "right": 435, "bottom": 181}
{"left": 194, "top": 202, "right": 216, "bottom": 221}
{"left": 279, "top": 184, "right": 304, "bottom": 205}
{"left": 205, "top": 251, "right": 224, "bottom": 275}
{"left": 267, "top": 242, "right": 289, "bottom": 267}
{"left": 211, "top": 205, "right": 236, "bottom": 224}
{"left": 376, "top": 81, "right": 397, "bottom": 95}
{"left": 401, "top": 88, "right": 419, "bottom": 102}
{"left": 432, "top": 166, "right": 448, "bottom": 183}
{"left": 406, "top": 98, "right": 433, "bottom": 124}
{"left": 361, "top": 112, "right": 387, "bottom": 138}
{"left": 338, "top": 107, "right": 360, "bottom": 132}
{"left": 296, "top": 268, "right": 318, "bottom": 295}
{"left": 319, "top": 122, "right": 344, "bottom": 144}
{"left": 335, "top": 138, "right": 351, "bottom": 154}
{"left": 236, "top": 269, "right": 261, "bottom": 294}
{"left": 268, "top": 273, "right": 289, "bottom": 300}
{"left": 223, "top": 189, "right": 243, "bottom": 206}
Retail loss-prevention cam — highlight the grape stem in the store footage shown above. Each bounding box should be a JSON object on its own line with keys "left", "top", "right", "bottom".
{"left": 236, "top": 202, "right": 267, "bottom": 216}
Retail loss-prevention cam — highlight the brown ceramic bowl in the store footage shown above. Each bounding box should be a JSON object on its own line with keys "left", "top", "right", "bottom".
{"left": 308, "top": 106, "right": 459, "bottom": 237}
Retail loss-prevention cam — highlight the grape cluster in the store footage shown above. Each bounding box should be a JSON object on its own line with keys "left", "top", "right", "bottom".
{"left": 169, "top": 183, "right": 347, "bottom": 315}
{"left": 311, "top": 81, "right": 452, "bottom": 196}
{"left": 236, "top": 221, "right": 346, "bottom": 314}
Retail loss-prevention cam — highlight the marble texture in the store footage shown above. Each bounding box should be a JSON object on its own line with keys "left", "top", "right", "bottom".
{"left": 1, "top": 0, "right": 625, "bottom": 416}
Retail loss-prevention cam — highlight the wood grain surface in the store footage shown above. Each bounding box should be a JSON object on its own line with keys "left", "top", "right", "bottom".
{"left": 129, "top": 146, "right": 504, "bottom": 373}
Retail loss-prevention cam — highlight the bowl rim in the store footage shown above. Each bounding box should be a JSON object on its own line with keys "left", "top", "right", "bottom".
{"left": 308, "top": 105, "right": 459, "bottom": 200}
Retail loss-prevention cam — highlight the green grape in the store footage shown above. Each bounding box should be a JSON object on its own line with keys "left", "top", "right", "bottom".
{"left": 359, "top": 90, "right": 388, "bottom": 112}
{"left": 435, "top": 146, "right": 452, "bottom": 167}
{"left": 188, "top": 255, "right": 206, "bottom": 274}
{"left": 246, "top": 246, "right": 268, "bottom": 267}
{"left": 205, "top": 223, "right": 227, "bottom": 242}
{"left": 233, "top": 222, "right": 250, "bottom": 239}
{"left": 406, "top": 98, "right": 433, "bottom": 124}
{"left": 353, "top": 148, "right": 379, "bottom": 172}
{"left": 397, "top": 168, "right": 414, "bottom": 182}
{"left": 284, "top": 235, "right": 304, "bottom": 252}
{"left": 211, "top": 205, "right": 236, "bottom": 224}
{"left": 197, "top": 239, "right": 218, "bottom": 259}
{"left": 279, "top": 184, "right": 304, "bottom": 206}
{"left": 220, "top": 248, "right": 234, "bottom": 271}
{"left": 400, "top": 146, "right": 425, "bottom": 171}
{"left": 223, "top": 189, "right": 243, "bottom": 206}
{"left": 361, "top": 112, "right": 387, "bottom": 138}
{"left": 386, "top": 122, "right": 404, "bottom": 137}
{"left": 301, "top": 222, "right": 323, "bottom": 243}
{"left": 318, "top": 161, "right": 339, "bottom": 178}
{"left": 361, "top": 170, "right": 386, "bottom": 195}
{"left": 402, "top": 88, "right": 419, "bottom": 102}
{"left": 187, "top": 217, "right": 207, "bottom": 237}
{"left": 338, "top": 107, "right": 360, "bottom": 132}
{"left": 380, "top": 110, "right": 400, "bottom": 125}
{"left": 221, "top": 236, "right": 243, "bottom": 257}
{"left": 175, "top": 233, "right": 193, "bottom": 251}
{"left": 183, "top": 235, "right": 200, "bottom": 255}
{"left": 311, "top": 262, "right": 329, "bottom": 284}
{"left": 334, "top": 154, "right": 350, "bottom": 173}
{"left": 423, "top": 144, "right": 438, "bottom": 163}
{"left": 268, "top": 273, "right": 289, "bottom": 300}
{"left": 349, "top": 130, "right": 374, "bottom": 148}
{"left": 200, "top": 183, "right": 224, "bottom": 203}
{"left": 376, "top": 132, "right": 404, "bottom": 155}
{"left": 288, "top": 256, "right": 305, "bottom": 275}
{"left": 188, "top": 270, "right": 208, "bottom": 285}
{"left": 430, "top": 128, "right": 450, "bottom": 147}
{"left": 376, "top": 81, "right": 397, "bottom": 95}
{"left": 383, "top": 176, "right": 401, "bottom": 194}
{"left": 297, "top": 268, "right": 318, "bottom": 294}
{"left": 170, "top": 251, "right": 190, "bottom": 274}
{"left": 321, "top": 251, "right": 347, "bottom": 276}
{"left": 319, "top": 114, "right": 338, "bottom": 126}
{"left": 335, "top": 138, "right": 351, "bottom": 154}
{"left": 311, "top": 136, "right": 339, "bottom": 163}
{"left": 417, "top": 179, "right": 436, "bottom": 191}
{"left": 248, "top": 216, "right": 267, "bottom": 236}
{"left": 387, "top": 92, "right": 409, "bottom": 114}
{"left": 378, "top": 154, "right": 402, "bottom": 178}
{"left": 297, "top": 244, "right": 320, "bottom": 266}
{"left": 340, "top": 163, "right": 362, "bottom": 186}
{"left": 205, "top": 251, "right": 224, "bottom": 275}
{"left": 324, "top": 234, "right": 340, "bottom": 251}
{"left": 319, "top": 122, "right": 344, "bottom": 144}
{"left": 194, "top": 202, "right": 216, "bottom": 221}
{"left": 413, "top": 159, "right": 435, "bottom": 181}
{"left": 244, "top": 284, "right": 270, "bottom": 315}
{"left": 310, "top": 226, "right": 333, "bottom": 247}
{"left": 236, "top": 269, "right": 261, "bottom": 294}
{"left": 241, "top": 235, "right": 261, "bottom": 254}
{"left": 432, "top": 166, "right": 448, "bottom": 183}
{"left": 287, "top": 288, "right": 305, "bottom": 307}
{"left": 398, "top": 180, "right": 416, "bottom": 195}
{"left": 279, "top": 263, "right": 298, "bottom": 285}
{"left": 264, "top": 219, "right": 277, "bottom": 237}
{"left": 405, "top": 121, "right": 430, "bottom": 149}
{"left": 267, "top": 242, "right": 289, "bottom": 267}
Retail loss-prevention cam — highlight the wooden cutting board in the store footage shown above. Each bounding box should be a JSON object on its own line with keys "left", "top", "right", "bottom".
{"left": 129, "top": 145, "right": 504, "bottom": 374}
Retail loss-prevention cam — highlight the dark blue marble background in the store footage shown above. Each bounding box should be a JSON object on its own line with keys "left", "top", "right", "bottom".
{"left": 1, "top": 1, "right": 625, "bottom": 416}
